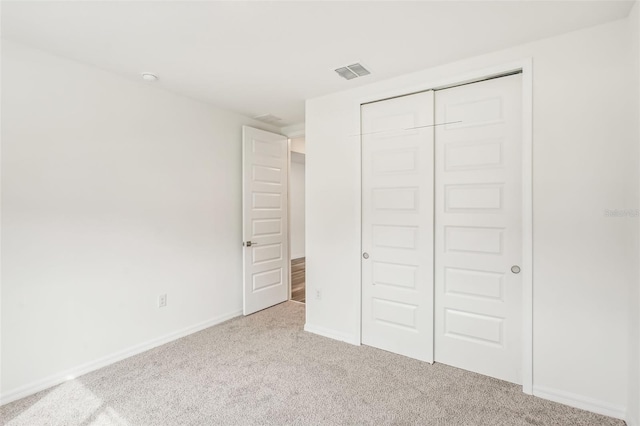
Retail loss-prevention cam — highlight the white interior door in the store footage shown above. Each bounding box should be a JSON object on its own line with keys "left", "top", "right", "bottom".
{"left": 242, "top": 126, "right": 289, "bottom": 315}
{"left": 361, "top": 91, "right": 434, "bottom": 362}
{"left": 434, "top": 74, "right": 523, "bottom": 383}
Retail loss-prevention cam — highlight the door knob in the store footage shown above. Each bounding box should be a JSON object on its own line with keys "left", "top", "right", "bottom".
{"left": 363, "top": 252, "right": 369, "bottom": 259}
{"left": 243, "top": 241, "right": 258, "bottom": 247}
{"left": 511, "top": 265, "right": 521, "bottom": 274}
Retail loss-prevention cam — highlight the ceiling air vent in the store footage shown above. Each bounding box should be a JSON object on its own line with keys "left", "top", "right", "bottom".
{"left": 254, "top": 114, "right": 283, "bottom": 125}
{"left": 335, "top": 67, "right": 358, "bottom": 80}
{"left": 335, "top": 63, "right": 371, "bottom": 80}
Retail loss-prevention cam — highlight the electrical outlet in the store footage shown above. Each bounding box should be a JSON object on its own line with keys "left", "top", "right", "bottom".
{"left": 315, "top": 289, "right": 322, "bottom": 300}
{"left": 158, "top": 294, "right": 167, "bottom": 308}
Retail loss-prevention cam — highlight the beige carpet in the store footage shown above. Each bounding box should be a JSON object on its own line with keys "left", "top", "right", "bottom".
{"left": 1, "top": 302, "right": 623, "bottom": 426}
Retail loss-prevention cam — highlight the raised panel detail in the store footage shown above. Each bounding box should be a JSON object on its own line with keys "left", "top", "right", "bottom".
{"left": 445, "top": 309, "right": 503, "bottom": 346}
{"left": 252, "top": 192, "right": 281, "bottom": 210}
{"left": 252, "top": 165, "right": 281, "bottom": 184}
{"left": 252, "top": 243, "right": 282, "bottom": 264}
{"left": 445, "top": 97, "right": 503, "bottom": 129}
{"left": 446, "top": 184, "right": 503, "bottom": 211}
{"left": 373, "top": 187, "right": 418, "bottom": 211}
{"left": 252, "top": 219, "right": 281, "bottom": 237}
{"left": 373, "top": 298, "right": 418, "bottom": 330}
{"left": 371, "top": 113, "right": 417, "bottom": 138}
{"left": 372, "top": 149, "right": 418, "bottom": 174}
{"left": 445, "top": 268, "right": 503, "bottom": 300}
{"left": 373, "top": 262, "right": 417, "bottom": 289}
{"left": 252, "top": 139, "right": 282, "bottom": 157}
{"left": 373, "top": 225, "right": 418, "bottom": 250}
{"left": 445, "top": 226, "right": 503, "bottom": 254}
{"left": 445, "top": 140, "right": 503, "bottom": 171}
{"left": 252, "top": 268, "right": 282, "bottom": 291}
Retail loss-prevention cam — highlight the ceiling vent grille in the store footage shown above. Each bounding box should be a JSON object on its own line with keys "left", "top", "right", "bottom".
{"left": 335, "top": 67, "right": 358, "bottom": 80}
{"left": 254, "top": 114, "right": 283, "bottom": 125}
{"left": 335, "top": 63, "right": 371, "bottom": 80}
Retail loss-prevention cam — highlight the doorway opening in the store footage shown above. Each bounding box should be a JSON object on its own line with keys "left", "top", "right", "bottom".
{"left": 289, "top": 137, "right": 306, "bottom": 303}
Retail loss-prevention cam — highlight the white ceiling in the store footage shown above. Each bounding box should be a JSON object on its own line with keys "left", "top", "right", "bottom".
{"left": 2, "top": 1, "right": 635, "bottom": 126}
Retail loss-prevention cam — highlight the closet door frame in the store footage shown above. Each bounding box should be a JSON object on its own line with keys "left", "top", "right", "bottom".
{"left": 355, "top": 59, "right": 533, "bottom": 394}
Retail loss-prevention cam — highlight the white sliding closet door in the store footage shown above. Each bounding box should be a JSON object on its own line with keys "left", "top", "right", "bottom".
{"left": 361, "top": 91, "right": 434, "bottom": 362}
{"left": 434, "top": 74, "right": 523, "bottom": 384}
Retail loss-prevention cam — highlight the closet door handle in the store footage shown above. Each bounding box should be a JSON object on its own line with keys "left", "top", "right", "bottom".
{"left": 363, "top": 252, "right": 369, "bottom": 259}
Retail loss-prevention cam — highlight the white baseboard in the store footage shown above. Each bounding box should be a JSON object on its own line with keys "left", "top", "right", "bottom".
{"left": 532, "top": 385, "right": 626, "bottom": 420}
{"left": 0, "top": 310, "right": 242, "bottom": 406}
{"left": 304, "top": 323, "right": 359, "bottom": 345}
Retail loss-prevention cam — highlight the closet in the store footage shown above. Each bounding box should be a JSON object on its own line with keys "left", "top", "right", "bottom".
{"left": 361, "top": 74, "right": 523, "bottom": 384}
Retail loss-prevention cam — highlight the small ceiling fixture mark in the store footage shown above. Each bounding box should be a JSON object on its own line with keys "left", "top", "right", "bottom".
{"left": 335, "top": 63, "right": 371, "bottom": 80}
{"left": 141, "top": 72, "right": 159, "bottom": 82}
{"left": 254, "top": 114, "right": 283, "bottom": 125}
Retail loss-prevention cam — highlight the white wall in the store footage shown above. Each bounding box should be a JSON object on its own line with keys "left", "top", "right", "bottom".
{"left": 306, "top": 17, "right": 638, "bottom": 418}
{"left": 290, "top": 152, "right": 305, "bottom": 260}
{"left": 290, "top": 136, "right": 306, "bottom": 154}
{"left": 0, "top": 40, "right": 279, "bottom": 402}
{"left": 631, "top": 2, "right": 640, "bottom": 425}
